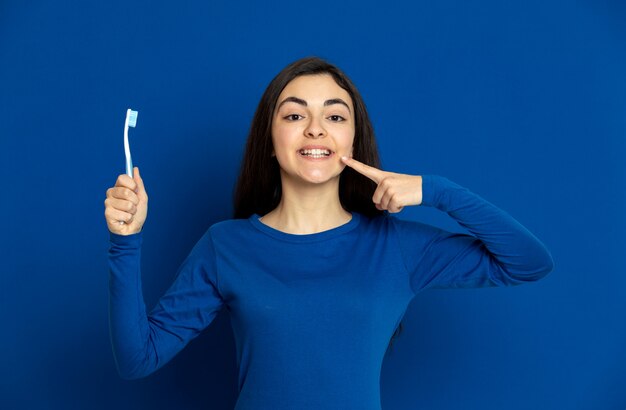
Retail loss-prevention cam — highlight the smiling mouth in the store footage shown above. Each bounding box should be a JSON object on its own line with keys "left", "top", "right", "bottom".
{"left": 298, "top": 148, "right": 333, "bottom": 158}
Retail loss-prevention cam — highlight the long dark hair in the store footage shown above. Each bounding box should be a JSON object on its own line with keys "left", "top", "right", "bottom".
{"left": 232, "top": 56, "right": 403, "bottom": 352}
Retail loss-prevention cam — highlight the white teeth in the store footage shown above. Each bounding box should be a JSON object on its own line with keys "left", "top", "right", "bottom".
{"left": 300, "top": 148, "right": 331, "bottom": 157}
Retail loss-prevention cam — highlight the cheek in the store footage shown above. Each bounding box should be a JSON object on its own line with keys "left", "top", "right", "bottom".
{"left": 338, "top": 129, "right": 355, "bottom": 154}
{"left": 271, "top": 132, "right": 294, "bottom": 167}
{"left": 271, "top": 127, "right": 287, "bottom": 155}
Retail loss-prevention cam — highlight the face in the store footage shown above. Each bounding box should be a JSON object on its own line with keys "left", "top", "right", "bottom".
{"left": 271, "top": 74, "right": 355, "bottom": 186}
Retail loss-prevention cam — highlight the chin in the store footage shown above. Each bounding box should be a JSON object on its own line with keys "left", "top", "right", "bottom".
{"left": 298, "top": 170, "right": 341, "bottom": 186}
{"left": 279, "top": 164, "right": 343, "bottom": 187}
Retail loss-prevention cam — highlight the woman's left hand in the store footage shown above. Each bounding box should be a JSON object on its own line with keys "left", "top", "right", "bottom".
{"left": 341, "top": 156, "right": 422, "bottom": 213}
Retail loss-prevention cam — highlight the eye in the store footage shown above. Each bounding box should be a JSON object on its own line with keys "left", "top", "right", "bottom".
{"left": 284, "top": 114, "right": 303, "bottom": 121}
{"left": 328, "top": 115, "right": 345, "bottom": 122}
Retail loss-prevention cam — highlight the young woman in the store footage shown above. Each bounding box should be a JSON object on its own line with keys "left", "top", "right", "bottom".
{"left": 104, "top": 57, "right": 553, "bottom": 409}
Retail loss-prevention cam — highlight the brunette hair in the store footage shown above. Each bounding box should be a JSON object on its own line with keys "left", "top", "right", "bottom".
{"left": 232, "top": 56, "right": 403, "bottom": 351}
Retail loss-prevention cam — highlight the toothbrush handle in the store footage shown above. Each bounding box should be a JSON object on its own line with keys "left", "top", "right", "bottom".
{"left": 121, "top": 156, "right": 133, "bottom": 225}
{"left": 126, "top": 155, "right": 133, "bottom": 178}
{"left": 121, "top": 109, "right": 134, "bottom": 224}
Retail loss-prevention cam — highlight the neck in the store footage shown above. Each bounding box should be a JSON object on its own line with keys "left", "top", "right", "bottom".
{"left": 260, "top": 175, "right": 352, "bottom": 234}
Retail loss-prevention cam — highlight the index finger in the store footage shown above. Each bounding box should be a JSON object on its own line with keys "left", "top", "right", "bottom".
{"left": 115, "top": 173, "right": 138, "bottom": 192}
{"left": 341, "top": 156, "right": 385, "bottom": 183}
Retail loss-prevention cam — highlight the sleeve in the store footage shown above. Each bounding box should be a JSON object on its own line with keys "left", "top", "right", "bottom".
{"left": 391, "top": 175, "right": 554, "bottom": 294}
{"left": 107, "top": 228, "right": 224, "bottom": 379}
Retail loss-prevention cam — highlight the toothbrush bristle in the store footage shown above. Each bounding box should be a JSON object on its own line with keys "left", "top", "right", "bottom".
{"left": 127, "top": 110, "right": 139, "bottom": 127}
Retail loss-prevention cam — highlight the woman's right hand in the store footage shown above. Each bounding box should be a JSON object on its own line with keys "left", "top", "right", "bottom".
{"left": 104, "top": 166, "right": 148, "bottom": 235}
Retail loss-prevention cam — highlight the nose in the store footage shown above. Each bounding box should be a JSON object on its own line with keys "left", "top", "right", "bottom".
{"left": 304, "top": 116, "right": 326, "bottom": 139}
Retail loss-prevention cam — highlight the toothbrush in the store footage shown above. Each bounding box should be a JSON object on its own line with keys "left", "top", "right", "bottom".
{"left": 124, "top": 108, "right": 138, "bottom": 177}
{"left": 121, "top": 108, "right": 138, "bottom": 225}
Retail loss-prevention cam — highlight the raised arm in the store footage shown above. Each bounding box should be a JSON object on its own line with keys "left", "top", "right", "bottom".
{"left": 394, "top": 175, "right": 553, "bottom": 291}
{"left": 340, "top": 157, "right": 554, "bottom": 292}
{"left": 108, "top": 230, "right": 224, "bottom": 379}
{"left": 105, "top": 168, "right": 224, "bottom": 379}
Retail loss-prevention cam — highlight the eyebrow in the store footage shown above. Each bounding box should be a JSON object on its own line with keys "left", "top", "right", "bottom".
{"left": 276, "top": 96, "right": 351, "bottom": 113}
{"left": 325, "top": 98, "right": 351, "bottom": 112}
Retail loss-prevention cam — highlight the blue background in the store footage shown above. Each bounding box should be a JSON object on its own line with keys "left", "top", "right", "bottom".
{"left": 1, "top": 1, "right": 625, "bottom": 409}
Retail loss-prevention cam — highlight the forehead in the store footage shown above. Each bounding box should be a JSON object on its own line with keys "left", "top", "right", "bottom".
{"left": 277, "top": 74, "right": 353, "bottom": 108}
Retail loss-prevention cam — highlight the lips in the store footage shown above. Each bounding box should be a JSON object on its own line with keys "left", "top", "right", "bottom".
{"left": 298, "top": 145, "right": 334, "bottom": 159}
{"left": 299, "top": 148, "right": 331, "bottom": 157}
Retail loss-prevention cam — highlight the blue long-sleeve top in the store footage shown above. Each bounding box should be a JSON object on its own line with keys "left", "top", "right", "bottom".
{"left": 108, "top": 174, "right": 553, "bottom": 409}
